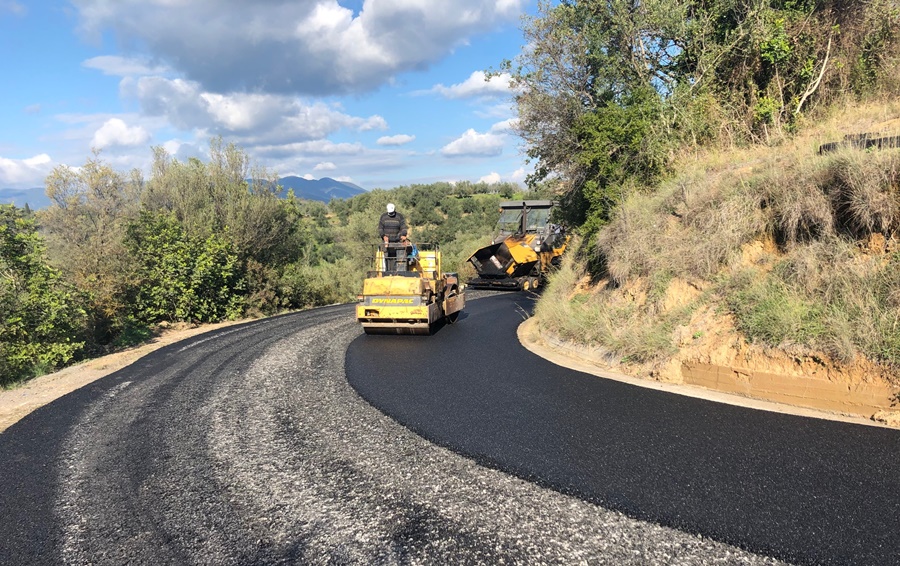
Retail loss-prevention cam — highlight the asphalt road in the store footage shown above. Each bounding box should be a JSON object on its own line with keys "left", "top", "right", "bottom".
{"left": 348, "top": 292, "right": 900, "bottom": 565}
{"left": 0, "top": 293, "right": 894, "bottom": 564}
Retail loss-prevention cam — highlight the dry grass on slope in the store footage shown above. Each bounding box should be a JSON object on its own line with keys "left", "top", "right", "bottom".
{"left": 537, "top": 101, "right": 900, "bottom": 386}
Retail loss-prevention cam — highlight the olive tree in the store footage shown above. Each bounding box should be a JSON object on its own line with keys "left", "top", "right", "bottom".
{"left": 40, "top": 153, "right": 141, "bottom": 343}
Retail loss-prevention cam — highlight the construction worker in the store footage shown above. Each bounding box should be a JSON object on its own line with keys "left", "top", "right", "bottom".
{"left": 378, "top": 203, "right": 408, "bottom": 244}
{"left": 378, "top": 203, "right": 409, "bottom": 271}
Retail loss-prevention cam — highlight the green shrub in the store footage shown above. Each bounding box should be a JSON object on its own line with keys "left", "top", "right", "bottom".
{"left": 279, "top": 258, "right": 360, "bottom": 307}
{"left": 0, "top": 205, "right": 86, "bottom": 384}
{"left": 724, "top": 268, "right": 826, "bottom": 348}
{"left": 124, "top": 211, "right": 244, "bottom": 324}
{"left": 536, "top": 248, "right": 687, "bottom": 363}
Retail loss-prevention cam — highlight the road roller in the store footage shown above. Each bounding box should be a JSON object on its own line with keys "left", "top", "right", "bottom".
{"left": 356, "top": 242, "right": 465, "bottom": 335}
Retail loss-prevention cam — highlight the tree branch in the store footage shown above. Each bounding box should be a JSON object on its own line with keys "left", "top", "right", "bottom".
{"left": 795, "top": 33, "right": 833, "bottom": 116}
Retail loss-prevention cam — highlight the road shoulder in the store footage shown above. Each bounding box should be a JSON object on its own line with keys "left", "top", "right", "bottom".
{"left": 518, "top": 317, "right": 894, "bottom": 429}
{"left": 0, "top": 320, "right": 246, "bottom": 433}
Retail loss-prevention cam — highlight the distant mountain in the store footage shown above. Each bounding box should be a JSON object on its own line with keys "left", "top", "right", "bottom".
{"left": 271, "top": 176, "right": 365, "bottom": 202}
{"left": 0, "top": 187, "right": 51, "bottom": 210}
{"left": 1, "top": 177, "right": 365, "bottom": 211}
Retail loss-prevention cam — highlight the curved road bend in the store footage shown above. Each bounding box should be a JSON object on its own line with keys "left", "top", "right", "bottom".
{"left": 0, "top": 302, "right": 781, "bottom": 565}
{"left": 348, "top": 292, "right": 900, "bottom": 566}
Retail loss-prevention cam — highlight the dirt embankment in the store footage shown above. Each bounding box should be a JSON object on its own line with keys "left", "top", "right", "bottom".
{"left": 521, "top": 315, "right": 900, "bottom": 430}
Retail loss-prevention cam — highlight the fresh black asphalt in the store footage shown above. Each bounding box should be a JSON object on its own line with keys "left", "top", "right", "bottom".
{"left": 0, "top": 314, "right": 297, "bottom": 564}
{"left": 346, "top": 292, "right": 900, "bottom": 566}
{"left": 0, "top": 293, "right": 896, "bottom": 564}
{"left": 4, "top": 302, "right": 782, "bottom": 564}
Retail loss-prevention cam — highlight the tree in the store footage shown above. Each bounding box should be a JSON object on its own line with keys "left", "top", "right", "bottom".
{"left": 40, "top": 152, "right": 141, "bottom": 343}
{"left": 143, "top": 138, "right": 294, "bottom": 264}
{"left": 0, "top": 205, "right": 86, "bottom": 383}
{"left": 507, "top": 0, "right": 680, "bottom": 231}
{"left": 123, "top": 211, "right": 244, "bottom": 324}
{"left": 506, "top": 0, "right": 900, "bottom": 233}
{"left": 141, "top": 139, "right": 299, "bottom": 314}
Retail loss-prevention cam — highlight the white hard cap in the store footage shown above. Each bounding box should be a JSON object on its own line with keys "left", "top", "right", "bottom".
{"left": 386, "top": 203, "right": 395, "bottom": 213}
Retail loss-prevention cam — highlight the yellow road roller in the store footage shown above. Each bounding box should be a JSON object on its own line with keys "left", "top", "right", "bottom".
{"left": 357, "top": 243, "right": 465, "bottom": 335}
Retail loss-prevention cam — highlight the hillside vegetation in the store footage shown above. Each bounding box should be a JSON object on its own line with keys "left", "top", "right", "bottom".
{"left": 516, "top": 1, "right": 900, "bottom": 386}
{"left": 538, "top": 102, "right": 900, "bottom": 386}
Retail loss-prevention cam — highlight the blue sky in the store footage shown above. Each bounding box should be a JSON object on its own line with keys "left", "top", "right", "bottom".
{"left": 0, "top": 0, "right": 536, "bottom": 192}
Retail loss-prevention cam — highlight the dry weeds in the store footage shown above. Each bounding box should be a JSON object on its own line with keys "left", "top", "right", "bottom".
{"left": 539, "top": 100, "right": 900, "bottom": 380}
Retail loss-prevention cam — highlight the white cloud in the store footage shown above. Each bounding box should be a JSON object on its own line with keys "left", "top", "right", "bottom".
{"left": 441, "top": 128, "right": 505, "bottom": 158}
{"left": 24, "top": 104, "right": 41, "bottom": 115}
{"left": 0, "top": 153, "right": 53, "bottom": 188}
{"left": 479, "top": 171, "right": 501, "bottom": 184}
{"left": 83, "top": 55, "right": 170, "bottom": 77}
{"left": 302, "top": 173, "right": 316, "bottom": 180}
{"left": 490, "top": 118, "right": 517, "bottom": 133}
{"left": 476, "top": 103, "right": 517, "bottom": 120}
{"left": 253, "top": 140, "right": 367, "bottom": 160}
{"left": 91, "top": 118, "right": 151, "bottom": 149}
{"left": 377, "top": 134, "right": 415, "bottom": 146}
{"left": 428, "top": 71, "right": 513, "bottom": 99}
{"left": 24, "top": 154, "right": 51, "bottom": 166}
{"left": 123, "top": 76, "right": 386, "bottom": 144}
{"left": 335, "top": 176, "right": 354, "bottom": 183}
{"left": 358, "top": 115, "right": 388, "bottom": 131}
{"left": 72, "top": 0, "right": 527, "bottom": 95}
{"left": 477, "top": 167, "right": 528, "bottom": 185}
{"left": 510, "top": 167, "right": 527, "bottom": 183}
{"left": 162, "top": 139, "right": 183, "bottom": 157}
{"left": 200, "top": 92, "right": 281, "bottom": 131}
{"left": 313, "top": 161, "right": 337, "bottom": 171}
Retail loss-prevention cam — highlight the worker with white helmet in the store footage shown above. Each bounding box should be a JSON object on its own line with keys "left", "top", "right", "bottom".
{"left": 378, "top": 203, "right": 408, "bottom": 244}
{"left": 377, "top": 203, "right": 410, "bottom": 271}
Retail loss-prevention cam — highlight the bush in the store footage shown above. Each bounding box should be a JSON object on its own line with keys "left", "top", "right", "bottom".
{"left": 0, "top": 205, "right": 86, "bottom": 384}
{"left": 535, "top": 245, "right": 688, "bottom": 364}
{"left": 124, "top": 211, "right": 244, "bottom": 324}
{"left": 279, "top": 258, "right": 360, "bottom": 307}
{"left": 724, "top": 268, "right": 826, "bottom": 348}
{"left": 596, "top": 172, "right": 764, "bottom": 284}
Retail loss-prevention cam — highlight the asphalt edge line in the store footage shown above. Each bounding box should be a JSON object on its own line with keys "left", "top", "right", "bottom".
{"left": 517, "top": 317, "right": 894, "bottom": 430}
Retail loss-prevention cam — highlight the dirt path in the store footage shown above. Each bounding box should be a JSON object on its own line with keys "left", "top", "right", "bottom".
{"left": 0, "top": 320, "right": 247, "bottom": 433}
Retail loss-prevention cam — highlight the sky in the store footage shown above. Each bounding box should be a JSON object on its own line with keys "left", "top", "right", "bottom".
{"left": 0, "top": 0, "right": 537, "bottom": 192}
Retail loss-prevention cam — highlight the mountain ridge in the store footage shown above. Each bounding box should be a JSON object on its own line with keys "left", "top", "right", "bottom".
{"left": 271, "top": 176, "right": 366, "bottom": 201}
{"left": 0, "top": 187, "right": 51, "bottom": 209}
{"left": 1, "top": 177, "right": 366, "bottom": 210}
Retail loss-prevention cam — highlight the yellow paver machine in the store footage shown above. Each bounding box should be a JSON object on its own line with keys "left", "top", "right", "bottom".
{"left": 467, "top": 200, "right": 569, "bottom": 291}
{"left": 356, "top": 243, "right": 465, "bottom": 335}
